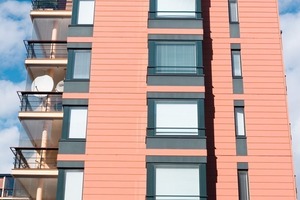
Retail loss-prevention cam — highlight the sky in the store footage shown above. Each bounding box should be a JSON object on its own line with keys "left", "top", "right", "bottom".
{"left": 0, "top": 0, "right": 299, "bottom": 195}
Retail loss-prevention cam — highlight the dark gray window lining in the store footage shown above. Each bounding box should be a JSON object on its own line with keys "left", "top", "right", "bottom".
{"left": 68, "top": 26, "right": 94, "bottom": 37}
{"left": 149, "top": 34, "right": 203, "bottom": 41}
{"left": 57, "top": 161, "right": 85, "bottom": 168}
{"left": 148, "top": 92, "right": 204, "bottom": 99}
{"left": 58, "top": 140, "right": 86, "bottom": 154}
{"left": 62, "top": 99, "right": 88, "bottom": 106}
{"left": 148, "top": 19, "right": 203, "bottom": 29}
{"left": 67, "top": 42, "right": 92, "bottom": 49}
{"left": 146, "top": 155, "right": 207, "bottom": 164}
{"left": 237, "top": 162, "right": 248, "bottom": 170}
{"left": 234, "top": 100, "right": 244, "bottom": 107}
{"left": 64, "top": 81, "right": 90, "bottom": 93}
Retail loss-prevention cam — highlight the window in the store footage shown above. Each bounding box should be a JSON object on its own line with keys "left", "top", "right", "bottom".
{"left": 147, "top": 159, "right": 207, "bottom": 200}
{"left": 67, "top": 49, "right": 91, "bottom": 80}
{"left": 148, "top": 99, "right": 204, "bottom": 136}
{"left": 231, "top": 50, "right": 242, "bottom": 77}
{"left": 238, "top": 170, "right": 250, "bottom": 200}
{"left": 68, "top": 107, "right": 88, "bottom": 139}
{"left": 64, "top": 170, "right": 84, "bottom": 200}
{"left": 229, "top": 1, "right": 239, "bottom": 23}
{"left": 156, "top": 101, "right": 198, "bottom": 135}
{"left": 156, "top": 165, "right": 200, "bottom": 199}
{"left": 73, "top": 0, "right": 95, "bottom": 24}
{"left": 234, "top": 107, "right": 246, "bottom": 137}
{"left": 149, "top": 0, "right": 201, "bottom": 19}
{"left": 149, "top": 41, "right": 202, "bottom": 75}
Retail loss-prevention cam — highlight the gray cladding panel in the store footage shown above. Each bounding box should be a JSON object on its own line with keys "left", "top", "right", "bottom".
{"left": 147, "top": 75, "right": 204, "bottom": 86}
{"left": 64, "top": 81, "right": 89, "bottom": 93}
{"left": 233, "top": 78, "right": 244, "bottom": 94}
{"left": 148, "top": 19, "right": 203, "bottom": 29}
{"left": 236, "top": 138, "right": 248, "bottom": 156}
{"left": 59, "top": 140, "right": 86, "bottom": 154}
{"left": 68, "top": 25, "right": 93, "bottom": 37}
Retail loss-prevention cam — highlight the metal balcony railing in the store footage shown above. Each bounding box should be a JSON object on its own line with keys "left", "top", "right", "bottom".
{"left": 11, "top": 147, "right": 58, "bottom": 169}
{"left": 32, "top": 0, "right": 72, "bottom": 10}
{"left": 0, "top": 198, "right": 30, "bottom": 200}
{"left": 24, "top": 40, "right": 67, "bottom": 59}
{"left": 18, "top": 92, "right": 62, "bottom": 112}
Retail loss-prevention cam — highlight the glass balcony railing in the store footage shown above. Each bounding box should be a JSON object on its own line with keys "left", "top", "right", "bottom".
{"left": 11, "top": 147, "right": 58, "bottom": 169}
{"left": 32, "top": 0, "right": 73, "bottom": 11}
{"left": 24, "top": 40, "right": 67, "bottom": 59}
{"left": 18, "top": 92, "right": 62, "bottom": 112}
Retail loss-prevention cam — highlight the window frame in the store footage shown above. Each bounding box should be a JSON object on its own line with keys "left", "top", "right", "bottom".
{"left": 238, "top": 170, "right": 250, "bottom": 200}
{"left": 229, "top": 0, "right": 239, "bottom": 23}
{"left": 62, "top": 106, "right": 88, "bottom": 140}
{"left": 234, "top": 106, "right": 246, "bottom": 138}
{"left": 71, "top": 0, "right": 95, "bottom": 25}
{"left": 148, "top": 40, "right": 203, "bottom": 76}
{"left": 66, "top": 49, "right": 91, "bottom": 81}
{"left": 57, "top": 169, "right": 84, "bottom": 200}
{"left": 147, "top": 98, "right": 205, "bottom": 137}
{"left": 149, "top": 0, "right": 202, "bottom": 19}
{"left": 147, "top": 161, "right": 207, "bottom": 200}
{"left": 231, "top": 49, "right": 242, "bottom": 78}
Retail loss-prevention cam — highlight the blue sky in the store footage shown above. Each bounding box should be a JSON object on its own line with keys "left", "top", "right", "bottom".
{"left": 0, "top": 0, "right": 300, "bottom": 196}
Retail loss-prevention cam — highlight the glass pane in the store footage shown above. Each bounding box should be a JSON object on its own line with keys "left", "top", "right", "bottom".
{"left": 156, "top": 42, "right": 196, "bottom": 73}
{"left": 78, "top": 0, "right": 95, "bottom": 24}
{"left": 238, "top": 171, "right": 250, "bottom": 200}
{"left": 69, "top": 108, "right": 88, "bottom": 138}
{"left": 73, "top": 50, "right": 91, "bottom": 79}
{"left": 64, "top": 171, "right": 84, "bottom": 200}
{"left": 156, "top": 101, "right": 198, "bottom": 135}
{"left": 232, "top": 51, "right": 242, "bottom": 76}
{"left": 235, "top": 107, "right": 245, "bottom": 136}
{"left": 157, "top": 0, "right": 196, "bottom": 18}
{"left": 156, "top": 166, "right": 200, "bottom": 197}
{"left": 230, "top": 2, "right": 238, "bottom": 22}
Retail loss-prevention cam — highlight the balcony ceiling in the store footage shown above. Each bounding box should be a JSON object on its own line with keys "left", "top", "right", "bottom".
{"left": 27, "top": 65, "right": 66, "bottom": 89}
{"left": 21, "top": 119, "right": 62, "bottom": 148}
{"left": 15, "top": 177, "right": 57, "bottom": 200}
{"left": 32, "top": 18, "right": 70, "bottom": 41}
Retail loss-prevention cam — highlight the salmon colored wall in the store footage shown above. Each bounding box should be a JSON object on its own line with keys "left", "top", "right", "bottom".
{"left": 203, "top": 0, "right": 296, "bottom": 199}
{"left": 60, "top": 0, "right": 296, "bottom": 199}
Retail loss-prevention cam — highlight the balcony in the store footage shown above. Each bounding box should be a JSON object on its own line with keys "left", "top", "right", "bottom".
{"left": 24, "top": 40, "right": 67, "bottom": 59}
{"left": 11, "top": 147, "right": 58, "bottom": 170}
{"left": 32, "top": 0, "right": 72, "bottom": 11}
{"left": 9, "top": 148, "right": 58, "bottom": 200}
{"left": 18, "top": 92, "right": 62, "bottom": 112}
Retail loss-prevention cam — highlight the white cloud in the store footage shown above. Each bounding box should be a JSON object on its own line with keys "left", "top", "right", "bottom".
{"left": 0, "top": 126, "right": 20, "bottom": 173}
{"left": 0, "top": 80, "right": 25, "bottom": 119}
{"left": 0, "top": 0, "right": 31, "bottom": 69}
{"left": 280, "top": 11, "right": 300, "bottom": 195}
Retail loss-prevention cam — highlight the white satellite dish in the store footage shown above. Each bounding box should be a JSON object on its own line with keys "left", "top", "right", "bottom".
{"left": 55, "top": 80, "right": 64, "bottom": 92}
{"left": 31, "top": 75, "right": 54, "bottom": 92}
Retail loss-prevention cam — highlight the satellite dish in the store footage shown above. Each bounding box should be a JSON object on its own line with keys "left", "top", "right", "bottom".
{"left": 31, "top": 75, "right": 54, "bottom": 92}
{"left": 55, "top": 80, "right": 64, "bottom": 92}
{"left": 31, "top": 75, "right": 54, "bottom": 98}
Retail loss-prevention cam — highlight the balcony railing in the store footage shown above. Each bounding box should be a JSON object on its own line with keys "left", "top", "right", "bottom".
{"left": 18, "top": 92, "right": 62, "bottom": 112}
{"left": 24, "top": 40, "right": 67, "bottom": 59}
{"left": 0, "top": 198, "right": 30, "bottom": 200}
{"left": 32, "top": 0, "right": 72, "bottom": 10}
{"left": 11, "top": 147, "right": 58, "bottom": 169}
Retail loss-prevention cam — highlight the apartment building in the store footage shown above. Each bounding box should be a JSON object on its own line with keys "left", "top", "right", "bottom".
{"left": 7, "top": 0, "right": 296, "bottom": 199}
